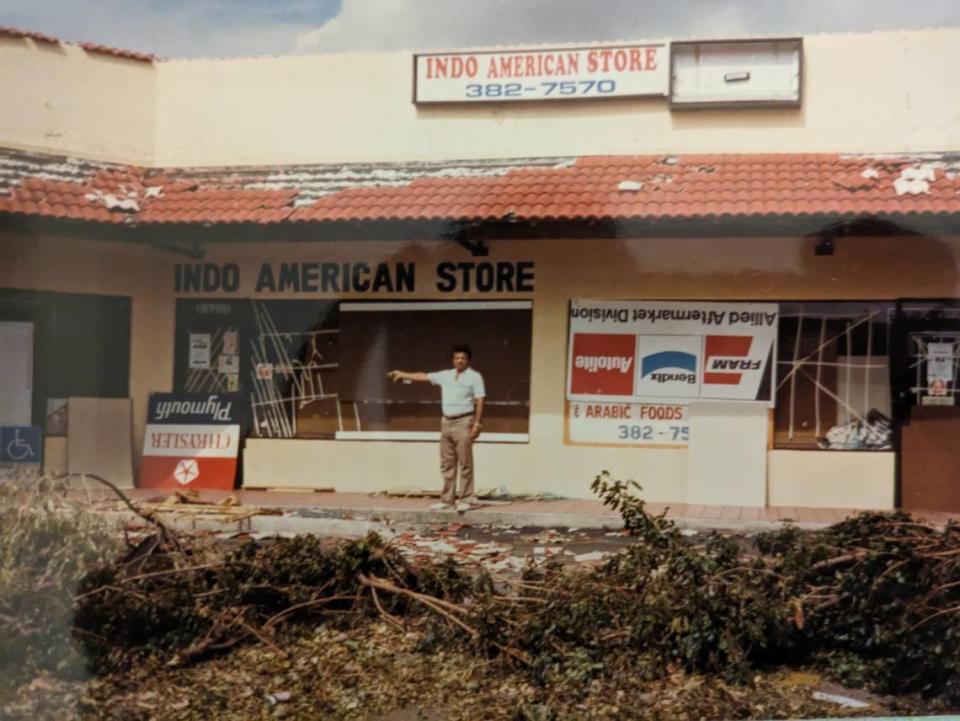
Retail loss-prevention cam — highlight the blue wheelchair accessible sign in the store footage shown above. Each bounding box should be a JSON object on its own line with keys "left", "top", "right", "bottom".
{"left": 0, "top": 426, "right": 43, "bottom": 465}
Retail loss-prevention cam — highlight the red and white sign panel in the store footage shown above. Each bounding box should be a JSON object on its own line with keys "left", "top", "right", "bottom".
{"left": 567, "top": 300, "right": 778, "bottom": 406}
{"left": 414, "top": 44, "right": 668, "bottom": 103}
{"left": 140, "top": 424, "right": 240, "bottom": 490}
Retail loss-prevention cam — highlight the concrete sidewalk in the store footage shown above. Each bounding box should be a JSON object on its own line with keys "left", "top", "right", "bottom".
{"left": 112, "top": 488, "right": 959, "bottom": 533}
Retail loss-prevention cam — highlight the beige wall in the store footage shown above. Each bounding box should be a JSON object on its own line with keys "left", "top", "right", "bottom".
{"left": 155, "top": 29, "right": 960, "bottom": 167}
{"left": 0, "top": 38, "right": 157, "bottom": 164}
{"left": 5, "top": 230, "right": 957, "bottom": 502}
{"left": 3, "top": 29, "right": 960, "bottom": 167}
{"left": 0, "top": 233, "right": 175, "bottom": 457}
{"left": 768, "top": 450, "right": 895, "bottom": 509}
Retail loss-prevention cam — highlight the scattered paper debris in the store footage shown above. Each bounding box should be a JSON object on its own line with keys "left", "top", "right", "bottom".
{"left": 573, "top": 551, "right": 608, "bottom": 563}
{"left": 266, "top": 691, "right": 292, "bottom": 705}
{"left": 812, "top": 691, "right": 870, "bottom": 708}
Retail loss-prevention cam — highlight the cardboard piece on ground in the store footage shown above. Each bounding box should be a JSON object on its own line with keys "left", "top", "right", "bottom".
{"left": 67, "top": 397, "right": 134, "bottom": 488}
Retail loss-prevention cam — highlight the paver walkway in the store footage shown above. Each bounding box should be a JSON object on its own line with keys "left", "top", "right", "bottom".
{"left": 115, "top": 488, "right": 959, "bottom": 530}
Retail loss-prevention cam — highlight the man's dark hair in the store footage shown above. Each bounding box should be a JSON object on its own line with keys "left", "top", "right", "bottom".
{"left": 451, "top": 344, "right": 472, "bottom": 359}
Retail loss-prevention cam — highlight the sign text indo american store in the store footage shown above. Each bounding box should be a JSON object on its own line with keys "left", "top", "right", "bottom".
{"left": 414, "top": 44, "right": 668, "bottom": 103}
{"left": 565, "top": 300, "right": 778, "bottom": 448}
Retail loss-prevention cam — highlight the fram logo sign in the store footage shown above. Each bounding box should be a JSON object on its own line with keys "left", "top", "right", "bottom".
{"left": 570, "top": 333, "right": 636, "bottom": 396}
{"left": 640, "top": 350, "right": 697, "bottom": 384}
{"left": 703, "top": 336, "right": 759, "bottom": 385}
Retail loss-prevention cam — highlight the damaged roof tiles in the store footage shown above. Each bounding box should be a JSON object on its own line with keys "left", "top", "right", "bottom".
{"left": 1, "top": 147, "right": 960, "bottom": 226}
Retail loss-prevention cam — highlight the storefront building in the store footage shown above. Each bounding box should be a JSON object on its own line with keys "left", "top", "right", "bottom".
{"left": 2, "top": 28, "right": 960, "bottom": 510}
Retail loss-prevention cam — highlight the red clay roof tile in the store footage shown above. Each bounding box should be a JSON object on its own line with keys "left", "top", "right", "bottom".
{"left": 2, "top": 148, "right": 960, "bottom": 228}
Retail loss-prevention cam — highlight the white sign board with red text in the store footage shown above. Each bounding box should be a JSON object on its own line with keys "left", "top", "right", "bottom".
{"left": 565, "top": 300, "right": 777, "bottom": 448}
{"left": 139, "top": 394, "right": 241, "bottom": 490}
{"left": 414, "top": 44, "right": 668, "bottom": 103}
{"left": 567, "top": 300, "right": 778, "bottom": 405}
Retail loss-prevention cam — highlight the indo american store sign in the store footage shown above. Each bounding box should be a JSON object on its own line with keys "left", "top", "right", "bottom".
{"left": 414, "top": 44, "right": 668, "bottom": 103}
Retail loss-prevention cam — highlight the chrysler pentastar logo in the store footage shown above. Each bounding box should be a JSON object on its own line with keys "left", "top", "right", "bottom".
{"left": 173, "top": 459, "right": 200, "bottom": 485}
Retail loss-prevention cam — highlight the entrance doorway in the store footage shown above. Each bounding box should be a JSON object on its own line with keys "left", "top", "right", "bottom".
{"left": 0, "top": 321, "right": 34, "bottom": 426}
{"left": 893, "top": 302, "right": 960, "bottom": 512}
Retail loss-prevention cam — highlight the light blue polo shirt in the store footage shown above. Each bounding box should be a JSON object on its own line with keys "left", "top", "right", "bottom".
{"left": 428, "top": 367, "right": 486, "bottom": 417}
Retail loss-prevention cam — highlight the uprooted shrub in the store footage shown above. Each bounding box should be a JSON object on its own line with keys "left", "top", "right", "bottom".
{"left": 73, "top": 531, "right": 484, "bottom": 672}
{"left": 757, "top": 509, "right": 960, "bottom": 700}
{"left": 466, "top": 472, "right": 797, "bottom": 684}
{"left": 61, "top": 469, "right": 960, "bottom": 709}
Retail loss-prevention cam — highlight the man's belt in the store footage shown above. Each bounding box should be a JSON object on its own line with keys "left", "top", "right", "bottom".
{"left": 443, "top": 411, "right": 475, "bottom": 421}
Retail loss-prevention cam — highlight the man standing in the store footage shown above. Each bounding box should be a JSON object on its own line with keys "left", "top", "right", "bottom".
{"left": 388, "top": 345, "right": 485, "bottom": 511}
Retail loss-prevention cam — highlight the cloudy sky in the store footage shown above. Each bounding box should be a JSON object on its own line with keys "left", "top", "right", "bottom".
{"left": 1, "top": 0, "right": 960, "bottom": 58}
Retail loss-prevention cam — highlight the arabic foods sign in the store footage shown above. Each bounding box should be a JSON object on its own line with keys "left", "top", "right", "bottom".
{"left": 414, "top": 44, "right": 668, "bottom": 103}
{"left": 567, "top": 300, "right": 778, "bottom": 405}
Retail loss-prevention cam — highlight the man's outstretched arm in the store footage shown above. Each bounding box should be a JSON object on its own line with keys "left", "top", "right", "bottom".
{"left": 388, "top": 370, "right": 431, "bottom": 382}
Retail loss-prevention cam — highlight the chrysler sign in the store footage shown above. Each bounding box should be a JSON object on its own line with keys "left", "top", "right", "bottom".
{"left": 414, "top": 44, "right": 668, "bottom": 103}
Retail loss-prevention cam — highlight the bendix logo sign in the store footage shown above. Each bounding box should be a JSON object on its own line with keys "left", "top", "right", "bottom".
{"left": 570, "top": 333, "right": 636, "bottom": 396}
{"left": 634, "top": 335, "right": 701, "bottom": 398}
{"left": 640, "top": 350, "right": 697, "bottom": 384}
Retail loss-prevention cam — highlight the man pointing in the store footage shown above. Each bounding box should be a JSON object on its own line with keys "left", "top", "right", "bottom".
{"left": 388, "top": 345, "right": 485, "bottom": 512}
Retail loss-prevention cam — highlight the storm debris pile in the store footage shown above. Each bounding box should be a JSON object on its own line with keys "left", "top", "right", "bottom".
{"left": 3, "top": 473, "right": 960, "bottom": 719}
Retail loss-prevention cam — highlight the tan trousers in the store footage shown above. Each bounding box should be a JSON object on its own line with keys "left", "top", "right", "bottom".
{"left": 440, "top": 415, "right": 475, "bottom": 504}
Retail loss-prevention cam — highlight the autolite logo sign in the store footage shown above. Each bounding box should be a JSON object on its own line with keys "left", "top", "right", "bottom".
{"left": 703, "top": 336, "right": 757, "bottom": 385}
{"left": 570, "top": 333, "right": 636, "bottom": 396}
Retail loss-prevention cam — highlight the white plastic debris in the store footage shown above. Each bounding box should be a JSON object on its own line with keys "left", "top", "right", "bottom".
{"left": 266, "top": 691, "right": 292, "bottom": 705}
{"left": 617, "top": 180, "right": 644, "bottom": 192}
{"left": 143, "top": 185, "right": 164, "bottom": 198}
{"left": 573, "top": 551, "right": 608, "bottom": 562}
{"left": 894, "top": 165, "right": 936, "bottom": 195}
{"left": 811, "top": 691, "right": 869, "bottom": 708}
{"left": 860, "top": 167, "right": 879, "bottom": 179}
{"left": 102, "top": 194, "right": 140, "bottom": 211}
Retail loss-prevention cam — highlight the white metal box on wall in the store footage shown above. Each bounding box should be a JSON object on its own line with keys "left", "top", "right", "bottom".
{"left": 670, "top": 38, "right": 803, "bottom": 109}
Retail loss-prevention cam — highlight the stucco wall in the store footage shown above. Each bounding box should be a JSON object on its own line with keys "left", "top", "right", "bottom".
{"left": 0, "top": 232, "right": 175, "bottom": 458}
{"left": 4, "top": 231, "right": 957, "bottom": 502}
{"left": 0, "top": 38, "right": 157, "bottom": 164}
{"left": 155, "top": 29, "right": 960, "bottom": 167}
{"left": 2, "top": 29, "right": 959, "bottom": 167}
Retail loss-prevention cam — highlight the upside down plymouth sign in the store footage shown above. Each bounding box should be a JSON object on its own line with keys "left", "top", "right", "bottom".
{"left": 139, "top": 394, "right": 242, "bottom": 490}
{"left": 566, "top": 300, "right": 779, "bottom": 406}
{"left": 414, "top": 44, "right": 668, "bottom": 103}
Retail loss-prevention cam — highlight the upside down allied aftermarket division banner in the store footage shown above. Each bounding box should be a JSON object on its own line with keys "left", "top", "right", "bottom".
{"left": 139, "top": 393, "right": 242, "bottom": 490}
{"left": 565, "top": 300, "right": 778, "bottom": 447}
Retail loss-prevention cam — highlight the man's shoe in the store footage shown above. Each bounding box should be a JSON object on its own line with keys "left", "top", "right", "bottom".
{"left": 455, "top": 501, "right": 472, "bottom": 512}
{"left": 430, "top": 502, "right": 454, "bottom": 510}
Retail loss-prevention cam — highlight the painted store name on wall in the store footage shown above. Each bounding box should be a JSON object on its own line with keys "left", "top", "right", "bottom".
{"left": 174, "top": 261, "right": 536, "bottom": 294}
